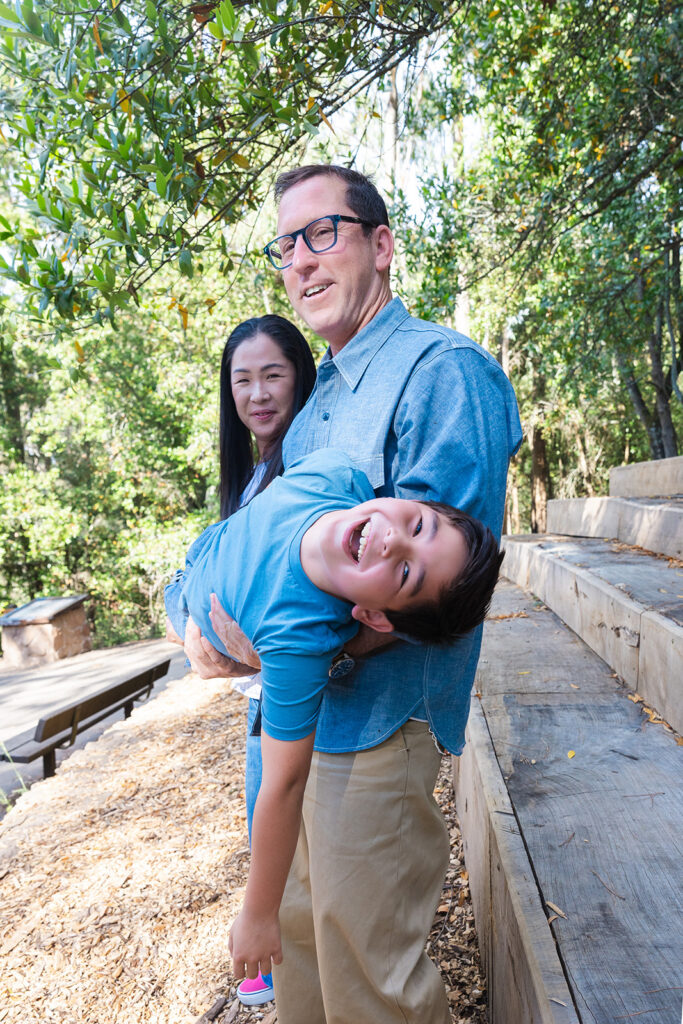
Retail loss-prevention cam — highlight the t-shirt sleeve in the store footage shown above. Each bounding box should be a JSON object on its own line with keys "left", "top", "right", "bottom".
{"left": 259, "top": 650, "right": 338, "bottom": 742}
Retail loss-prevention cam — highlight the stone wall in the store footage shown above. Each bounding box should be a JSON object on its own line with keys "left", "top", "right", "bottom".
{"left": 1, "top": 605, "right": 92, "bottom": 668}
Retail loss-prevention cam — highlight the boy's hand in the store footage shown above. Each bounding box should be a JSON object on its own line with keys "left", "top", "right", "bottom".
{"left": 184, "top": 615, "right": 254, "bottom": 679}
{"left": 209, "top": 594, "right": 261, "bottom": 670}
{"left": 229, "top": 907, "right": 282, "bottom": 981}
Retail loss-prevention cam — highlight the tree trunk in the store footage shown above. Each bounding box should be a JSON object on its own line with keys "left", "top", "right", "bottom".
{"left": 647, "top": 300, "right": 678, "bottom": 457}
{"left": 614, "top": 350, "right": 665, "bottom": 460}
{"left": 387, "top": 65, "right": 399, "bottom": 188}
{"left": 530, "top": 424, "right": 551, "bottom": 533}
{"left": 498, "top": 322, "right": 511, "bottom": 377}
{"left": 0, "top": 331, "right": 25, "bottom": 464}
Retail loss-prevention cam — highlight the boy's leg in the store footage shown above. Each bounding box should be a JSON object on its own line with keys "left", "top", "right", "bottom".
{"left": 274, "top": 721, "right": 450, "bottom": 1024}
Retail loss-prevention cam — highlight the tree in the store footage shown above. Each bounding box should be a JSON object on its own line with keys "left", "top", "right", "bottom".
{"left": 392, "top": 0, "right": 682, "bottom": 527}
{"left": 0, "top": 0, "right": 454, "bottom": 337}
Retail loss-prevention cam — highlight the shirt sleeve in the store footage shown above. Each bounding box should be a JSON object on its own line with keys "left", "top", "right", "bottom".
{"left": 163, "top": 520, "right": 224, "bottom": 642}
{"left": 389, "top": 347, "right": 520, "bottom": 534}
{"left": 259, "top": 650, "right": 339, "bottom": 742}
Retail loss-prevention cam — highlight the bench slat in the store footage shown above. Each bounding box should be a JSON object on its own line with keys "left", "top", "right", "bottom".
{"left": 34, "top": 661, "right": 169, "bottom": 742}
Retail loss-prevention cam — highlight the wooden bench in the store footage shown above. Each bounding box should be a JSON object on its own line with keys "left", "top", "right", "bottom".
{"left": 0, "top": 660, "right": 169, "bottom": 778}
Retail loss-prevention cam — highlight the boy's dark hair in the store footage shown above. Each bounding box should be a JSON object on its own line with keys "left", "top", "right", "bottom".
{"left": 384, "top": 501, "right": 503, "bottom": 645}
{"left": 274, "top": 164, "right": 390, "bottom": 235}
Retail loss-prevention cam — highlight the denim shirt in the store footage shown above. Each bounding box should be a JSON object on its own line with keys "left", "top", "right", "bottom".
{"left": 283, "top": 297, "right": 522, "bottom": 754}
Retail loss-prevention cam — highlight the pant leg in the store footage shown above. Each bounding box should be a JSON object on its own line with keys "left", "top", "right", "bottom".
{"left": 274, "top": 720, "right": 450, "bottom": 1024}
{"left": 245, "top": 698, "right": 263, "bottom": 846}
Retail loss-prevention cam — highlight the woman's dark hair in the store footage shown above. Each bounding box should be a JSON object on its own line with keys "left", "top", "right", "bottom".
{"left": 218, "top": 315, "right": 316, "bottom": 518}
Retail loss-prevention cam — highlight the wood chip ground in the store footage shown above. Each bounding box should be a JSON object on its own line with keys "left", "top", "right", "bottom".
{"left": 0, "top": 674, "right": 487, "bottom": 1023}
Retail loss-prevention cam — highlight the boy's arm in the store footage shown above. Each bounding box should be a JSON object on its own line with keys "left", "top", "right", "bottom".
{"left": 229, "top": 729, "right": 315, "bottom": 980}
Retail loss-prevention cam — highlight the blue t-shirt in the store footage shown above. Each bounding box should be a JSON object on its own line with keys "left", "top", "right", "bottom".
{"left": 165, "top": 449, "right": 372, "bottom": 741}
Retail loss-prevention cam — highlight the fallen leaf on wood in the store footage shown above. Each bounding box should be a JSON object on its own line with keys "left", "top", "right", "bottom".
{"left": 545, "top": 901, "right": 567, "bottom": 919}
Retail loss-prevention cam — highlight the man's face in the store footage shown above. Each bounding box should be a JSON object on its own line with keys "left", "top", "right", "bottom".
{"left": 276, "top": 175, "right": 393, "bottom": 353}
{"left": 306, "top": 499, "right": 468, "bottom": 625}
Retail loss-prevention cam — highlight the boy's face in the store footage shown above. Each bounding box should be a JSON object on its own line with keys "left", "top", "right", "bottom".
{"left": 306, "top": 499, "right": 468, "bottom": 630}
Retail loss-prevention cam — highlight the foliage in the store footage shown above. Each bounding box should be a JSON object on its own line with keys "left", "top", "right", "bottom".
{"left": 392, "top": 0, "right": 682, "bottom": 526}
{"left": 0, "top": 249, "right": 301, "bottom": 643}
{"left": 0, "top": 0, "right": 453, "bottom": 338}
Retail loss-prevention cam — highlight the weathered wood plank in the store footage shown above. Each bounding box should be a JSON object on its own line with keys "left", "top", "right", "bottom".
{"left": 472, "top": 581, "right": 683, "bottom": 1024}
{"left": 454, "top": 702, "right": 579, "bottom": 1024}
{"left": 499, "top": 537, "right": 683, "bottom": 731}
{"left": 547, "top": 496, "right": 683, "bottom": 559}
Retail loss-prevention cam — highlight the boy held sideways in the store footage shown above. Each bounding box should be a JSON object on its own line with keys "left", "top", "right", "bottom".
{"left": 164, "top": 448, "right": 502, "bottom": 987}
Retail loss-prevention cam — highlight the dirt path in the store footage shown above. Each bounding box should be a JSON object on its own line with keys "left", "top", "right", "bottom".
{"left": 0, "top": 674, "right": 486, "bottom": 1024}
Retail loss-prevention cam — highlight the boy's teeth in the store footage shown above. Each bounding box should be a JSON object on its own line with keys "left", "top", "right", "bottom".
{"left": 356, "top": 520, "right": 371, "bottom": 562}
{"left": 305, "top": 284, "right": 327, "bottom": 297}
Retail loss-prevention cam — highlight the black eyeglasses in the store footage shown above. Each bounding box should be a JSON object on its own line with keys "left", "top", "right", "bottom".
{"left": 263, "top": 214, "right": 378, "bottom": 269}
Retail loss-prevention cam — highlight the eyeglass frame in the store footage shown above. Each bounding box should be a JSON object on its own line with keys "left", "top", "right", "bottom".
{"left": 263, "top": 214, "right": 379, "bottom": 269}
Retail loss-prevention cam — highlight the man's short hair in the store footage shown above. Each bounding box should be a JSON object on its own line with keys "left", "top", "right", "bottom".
{"left": 385, "top": 502, "right": 504, "bottom": 645}
{"left": 274, "top": 164, "right": 390, "bottom": 234}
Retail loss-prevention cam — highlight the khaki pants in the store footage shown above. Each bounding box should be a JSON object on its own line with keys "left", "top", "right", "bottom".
{"left": 273, "top": 720, "right": 450, "bottom": 1024}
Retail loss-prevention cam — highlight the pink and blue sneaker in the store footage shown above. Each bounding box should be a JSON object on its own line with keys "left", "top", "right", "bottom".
{"left": 236, "top": 971, "right": 274, "bottom": 1006}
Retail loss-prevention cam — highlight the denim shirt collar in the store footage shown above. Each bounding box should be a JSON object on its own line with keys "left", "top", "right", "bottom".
{"left": 323, "top": 296, "right": 410, "bottom": 391}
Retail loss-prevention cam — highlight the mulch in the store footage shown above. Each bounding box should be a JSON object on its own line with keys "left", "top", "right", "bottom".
{"left": 0, "top": 674, "right": 487, "bottom": 1024}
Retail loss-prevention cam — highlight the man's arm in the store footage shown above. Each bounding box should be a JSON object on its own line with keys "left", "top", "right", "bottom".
{"left": 229, "top": 729, "right": 315, "bottom": 979}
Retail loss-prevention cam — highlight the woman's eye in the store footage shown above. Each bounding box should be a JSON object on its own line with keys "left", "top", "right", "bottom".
{"left": 414, "top": 516, "right": 422, "bottom": 536}
{"left": 401, "top": 562, "right": 410, "bottom": 585}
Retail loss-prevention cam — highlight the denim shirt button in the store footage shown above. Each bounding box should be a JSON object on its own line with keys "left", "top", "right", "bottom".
{"left": 322, "top": 411, "right": 330, "bottom": 421}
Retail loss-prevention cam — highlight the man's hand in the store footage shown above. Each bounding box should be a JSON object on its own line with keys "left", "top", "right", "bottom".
{"left": 184, "top": 615, "right": 254, "bottom": 679}
{"left": 209, "top": 593, "right": 261, "bottom": 671}
{"left": 229, "top": 906, "right": 282, "bottom": 981}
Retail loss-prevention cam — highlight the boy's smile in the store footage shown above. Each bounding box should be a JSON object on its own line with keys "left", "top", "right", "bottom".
{"left": 300, "top": 498, "right": 468, "bottom": 630}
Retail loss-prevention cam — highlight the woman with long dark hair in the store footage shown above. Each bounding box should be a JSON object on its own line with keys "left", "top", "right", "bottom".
{"left": 166, "top": 313, "right": 315, "bottom": 1007}
{"left": 218, "top": 315, "right": 316, "bottom": 519}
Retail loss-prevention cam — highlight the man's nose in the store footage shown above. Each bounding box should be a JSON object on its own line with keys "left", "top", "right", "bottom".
{"left": 291, "top": 232, "right": 317, "bottom": 272}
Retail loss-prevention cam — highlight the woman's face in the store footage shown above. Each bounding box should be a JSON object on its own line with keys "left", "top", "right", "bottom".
{"left": 230, "top": 332, "right": 298, "bottom": 458}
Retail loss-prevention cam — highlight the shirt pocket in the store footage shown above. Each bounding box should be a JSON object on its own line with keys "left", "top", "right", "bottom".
{"left": 350, "top": 452, "right": 385, "bottom": 491}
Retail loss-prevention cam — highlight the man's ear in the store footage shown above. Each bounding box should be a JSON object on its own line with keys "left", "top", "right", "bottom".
{"left": 351, "top": 605, "right": 395, "bottom": 633}
{"left": 374, "top": 225, "right": 394, "bottom": 273}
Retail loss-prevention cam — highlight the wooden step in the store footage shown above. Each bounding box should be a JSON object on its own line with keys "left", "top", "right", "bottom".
{"left": 609, "top": 455, "right": 683, "bottom": 497}
{"left": 546, "top": 495, "right": 683, "bottom": 559}
{"left": 453, "top": 579, "right": 683, "bottom": 1024}
{"left": 501, "top": 534, "right": 683, "bottom": 734}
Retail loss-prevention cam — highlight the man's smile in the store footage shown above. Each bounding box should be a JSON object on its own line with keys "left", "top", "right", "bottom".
{"left": 303, "top": 283, "right": 331, "bottom": 299}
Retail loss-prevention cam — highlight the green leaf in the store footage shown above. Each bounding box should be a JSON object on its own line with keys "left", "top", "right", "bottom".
{"left": 156, "top": 168, "right": 167, "bottom": 198}
{"left": 178, "top": 249, "right": 193, "bottom": 278}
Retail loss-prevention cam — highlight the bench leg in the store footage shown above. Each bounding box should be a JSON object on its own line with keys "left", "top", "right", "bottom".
{"left": 124, "top": 699, "right": 134, "bottom": 719}
{"left": 43, "top": 749, "right": 56, "bottom": 778}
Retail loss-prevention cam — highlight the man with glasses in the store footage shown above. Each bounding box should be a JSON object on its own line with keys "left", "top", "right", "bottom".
{"left": 186, "top": 164, "right": 521, "bottom": 1024}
